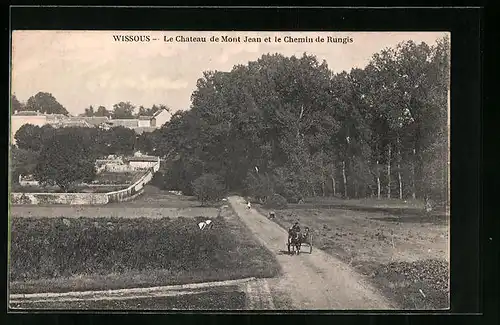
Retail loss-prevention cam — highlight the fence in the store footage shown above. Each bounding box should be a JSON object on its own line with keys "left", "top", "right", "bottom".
{"left": 11, "top": 157, "right": 160, "bottom": 206}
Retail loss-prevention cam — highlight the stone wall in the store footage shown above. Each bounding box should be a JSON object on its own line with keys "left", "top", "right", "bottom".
{"left": 11, "top": 192, "right": 109, "bottom": 205}
{"left": 11, "top": 157, "right": 160, "bottom": 206}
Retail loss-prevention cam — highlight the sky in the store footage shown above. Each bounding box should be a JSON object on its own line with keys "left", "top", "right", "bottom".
{"left": 11, "top": 31, "right": 448, "bottom": 116}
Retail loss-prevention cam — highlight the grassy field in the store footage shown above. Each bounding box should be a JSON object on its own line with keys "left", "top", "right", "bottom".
{"left": 9, "top": 198, "right": 281, "bottom": 294}
{"left": 257, "top": 199, "right": 450, "bottom": 310}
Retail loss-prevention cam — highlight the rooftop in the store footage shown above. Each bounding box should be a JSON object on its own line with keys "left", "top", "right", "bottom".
{"left": 126, "top": 156, "right": 159, "bottom": 162}
{"left": 13, "top": 110, "right": 44, "bottom": 116}
{"left": 108, "top": 119, "right": 139, "bottom": 127}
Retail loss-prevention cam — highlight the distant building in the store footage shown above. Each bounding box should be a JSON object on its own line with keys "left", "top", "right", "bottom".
{"left": 72, "top": 116, "right": 110, "bottom": 127}
{"left": 125, "top": 155, "right": 160, "bottom": 170}
{"left": 107, "top": 119, "right": 139, "bottom": 128}
{"left": 138, "top": 116, "right": 152, "bottom": 127}
{"left": 150, "top": 108, "right": 172, "bottom": 128}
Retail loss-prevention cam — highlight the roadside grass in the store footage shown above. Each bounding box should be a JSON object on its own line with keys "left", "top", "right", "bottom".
{"left": 257, "top": 203, "right": 449, "bottom": 310}
{"left": 9, "top": 207, "right": 281, "bottom": 294}
{"left": 10, "top": 285, "right": 246, "bottom": 310}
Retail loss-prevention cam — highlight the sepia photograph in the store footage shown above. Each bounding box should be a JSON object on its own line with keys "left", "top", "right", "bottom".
{"left": 9, "top": 30, "right": 450, "bottom": 311}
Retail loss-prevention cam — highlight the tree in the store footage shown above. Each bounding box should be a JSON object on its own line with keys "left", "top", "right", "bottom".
{"left": 25, "top": 92, "right": 68, "bottom": 115}
{"left": 14, "top": 124, "right": 42, "bottom": 151}
{"left": 94, "top": 126, "right": 136, "bottom": 156}
{"left": 10, "top": 147, "right": 39, "bottom": 184}
{"left": 34, "top": 129, "right": 96, "bottom": 191}
{"left": 11, "top": 94, "right": 24, "bottom": 112}
{"left": 95, "top": 106, "right": 111, "bottom": 117}
{"left": 112, "top": 102, "right": 135, "bottom": 119}
{"left": 14, "top": 124, "right": 56, "bottom": 152}
{"left": 192, "top": 173, "right": 226, "bottom": 205}
{"left": 83, "top": 105, "right": 95, "bottom": 117}
{"left": 153, "top": 38, "right": 449, "bottom": 204}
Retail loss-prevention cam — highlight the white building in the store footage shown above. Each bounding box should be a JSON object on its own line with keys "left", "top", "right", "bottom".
{"left": 138, "top": 116, "right": 152, "bottom": 127}
{"left": 150, "top": 108, "right": 172, "bottom": 128}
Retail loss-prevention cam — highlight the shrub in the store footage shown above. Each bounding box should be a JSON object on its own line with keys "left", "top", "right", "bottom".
{"left": 192, "top": 173, "right": 226, "bottom": 205}
{"left": 263, "top": 193, "right": 288, "bottom": 209}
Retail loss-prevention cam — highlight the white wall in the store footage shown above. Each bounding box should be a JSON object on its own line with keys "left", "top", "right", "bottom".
{"left": 138, "top": 119, "right": 151, "bottom": 127}
{"left": 154, "top": 110, "right": 172, "bottom": 128}
{"left": 11, "top": 115, "right": 48, "bottom": 144}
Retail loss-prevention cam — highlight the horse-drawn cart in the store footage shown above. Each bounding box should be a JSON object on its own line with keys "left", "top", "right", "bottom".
{"left": 287, "top": 227, "right": 313, "bottom": 255}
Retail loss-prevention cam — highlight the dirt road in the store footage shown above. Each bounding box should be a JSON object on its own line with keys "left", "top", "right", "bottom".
{"left": 228, "top": 196, "right": 394, "bottom": 310}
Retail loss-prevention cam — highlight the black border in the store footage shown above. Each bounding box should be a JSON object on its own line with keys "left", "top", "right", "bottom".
{"left": 4, "top": 5, "right": 490, "bottom": 325}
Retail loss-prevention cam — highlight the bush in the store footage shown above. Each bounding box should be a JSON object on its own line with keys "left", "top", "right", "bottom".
{"left": 263, "top": 193, "right": 288, "bottom": 209}
{"left": 192, "top": 173, "right": 226, "bottom": 205}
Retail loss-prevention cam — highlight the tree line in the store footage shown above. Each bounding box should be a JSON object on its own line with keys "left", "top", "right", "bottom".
{"left": 146, "top": 37, "right": 450, "bottom": 204}
{"left": 81, "top": 103, "right": 170, "bottom": 119}
{"left": 11, "top": 37, "right": 450, "bottom": 203}
{"left": 12, "top": 92, "right": 169, "bottom": 119}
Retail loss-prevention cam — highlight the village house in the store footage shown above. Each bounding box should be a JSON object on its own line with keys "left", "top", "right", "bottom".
{"left": 150, "top": 107, "right": 172, "bottom": 128}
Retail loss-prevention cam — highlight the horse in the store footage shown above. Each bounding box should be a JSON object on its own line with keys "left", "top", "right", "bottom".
{"left": 288, "top": 228, "right": 302, "bottom": 255}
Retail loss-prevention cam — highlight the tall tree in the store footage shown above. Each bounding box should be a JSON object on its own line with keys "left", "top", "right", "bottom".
{"left": 11, "top": 94, "right": 24, "bottom": 112}
{"left": 11, "top": 147, "right": 39, "bottom": 183}
{"left": 25, "top": 92, "right": 69, "bottom": 115}
{"left": 84, "top": 105, "right": 95, "bottom": 117}
{"left": 95, "top": 105, "right": 111, "bottom": 117}
{"left": 112, "top": 102, "right": 135, "bottom": 119}
{"left": 14, "top": 124, "right": 42, "bottom": 151}
{"left": 34, "top": 128, "right": 96, "bottom": 191}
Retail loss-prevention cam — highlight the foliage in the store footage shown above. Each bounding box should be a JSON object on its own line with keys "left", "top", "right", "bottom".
{"left": 33, "top": 128, "right": 97, "bottom": 191}
{"left": 95, "top": 105, "right": 112, "bottom": 117}
{"left": 25, "top": 92, "right": 68, "bottom": 115}
{"left": 149, "top": 36, "right": 449, "bottom": 202}
{"left": 137, "top": 104, "right": 170, "bottom": 117}
{"left": 10, "top": 147, "right": 39, "bottom": 184}
{"left": 14, "top": 124, "right": 42, "bottom": 151}
{"left": 263, "top": 193, "right": 288, "bottom": 209}
{"left": 112, "top": 101, "right": 135, "bottom": 119}
{"left": 11, "top": 94, "right": 24, "bottom": 112}
{"left": 245, "top": 171, "right": 275, "bottom": 203}
{"left": 191, "top": 173, "right": 226, "bottom": 205}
